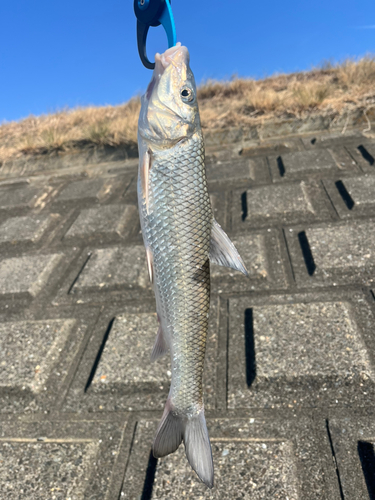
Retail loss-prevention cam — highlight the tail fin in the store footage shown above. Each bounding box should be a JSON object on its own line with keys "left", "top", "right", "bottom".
{"left": 153, "top": 400, "right": 183, "bottom": 458}
{"left": 153, "top": 401, "right": 214, "bottom": 489}
{"left": 184, "top": 410, "right": 214, "bottom": 488}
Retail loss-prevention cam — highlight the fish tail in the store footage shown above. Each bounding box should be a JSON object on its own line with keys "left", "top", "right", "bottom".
{"left": 153, "top": 399, "right": 183, "bottom": 458}
{"left": 153, "top": 400, "right": 214, "bottom": 489}
{"left": 184, "top": 410, "right": 214, "bottom": 488}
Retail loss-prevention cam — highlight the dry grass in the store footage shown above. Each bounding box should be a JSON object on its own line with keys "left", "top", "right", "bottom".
{"left": 0, "top": 98, "right": 141, "bottom": 164}
{"left": 1, "top": 56, "right": 375, "bottom": 164}
{"left": 197, "top": 55, "right": 375, "bottom": 129}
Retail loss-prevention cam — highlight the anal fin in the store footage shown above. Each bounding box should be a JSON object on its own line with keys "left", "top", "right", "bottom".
{"left": 209, "top": 219, "right": 248, "bottom": 276}
{"left": 150, "top": 315, "right": 168, "bottom": 361}
{"left": 146, "top": 246, "right": 154, "bottom": 283}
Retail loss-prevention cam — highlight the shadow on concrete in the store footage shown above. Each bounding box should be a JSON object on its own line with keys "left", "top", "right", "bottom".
{"left": 298, "top": 231, "right": 316, "bottom": 276}
{"left": 141, "top": 451, "right": 158, "bottom": 500}
{"left": 244, "top": 308, "right": 256, "bottom": 387}
{"left": 241, "top": 192, "right": 248, "bottom": 221}
{"left": 85, "top": 317, "right": 115, "bottom": 392}
{"left": 358, "top": 441, "right": 375, "bottom": 500}
{"left": 335, "top": 180, "right": 354, "bottom": 210}
{"left": 277, "top": 156, "right": 285, "bottom": 177}
{"left": 358, "top": 145, "right": 374, "bottom": 165}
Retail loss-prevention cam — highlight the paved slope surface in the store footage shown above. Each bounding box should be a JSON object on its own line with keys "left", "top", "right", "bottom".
{"left": 0, "top": 129, "right": 375, "bottom": 499}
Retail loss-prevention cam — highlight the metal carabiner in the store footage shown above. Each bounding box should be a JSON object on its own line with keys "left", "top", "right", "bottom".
{"left": 134, "top": 0, "right": 177, "bottom": 69}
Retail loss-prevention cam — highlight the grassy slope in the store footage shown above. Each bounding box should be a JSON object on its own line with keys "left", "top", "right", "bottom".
{"left": 1, "top": 57, "right": 375, "bottom": 164}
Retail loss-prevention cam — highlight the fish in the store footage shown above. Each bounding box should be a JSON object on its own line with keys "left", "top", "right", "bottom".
{"left": 137, "top": 42, "right": 248, "bottom": 488}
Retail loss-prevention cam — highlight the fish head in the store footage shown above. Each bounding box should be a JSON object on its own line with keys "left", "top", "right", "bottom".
{"left": 139, "top": 43, "right": 200, "bottom": 145}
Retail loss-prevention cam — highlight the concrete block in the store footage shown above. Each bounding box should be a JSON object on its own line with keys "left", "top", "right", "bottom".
{"left": 285, "top": 221, "right": 375, "bottom": 286}
{"left": 211, "top": 230, "right": 288, "bottom": 292}
{"left": 247, "top": 183, "right": 315, "bottom": 217}
{"left": 240, "top": 138, "right": 302, "bottom": 158}
{"left": 206, "top": 158, "right": 254, "bottom": 182}
{"left": 0, "top": 419, "right": 125, "bottom": 499}
{"left": 324, "top": 175, "right": 375, "bottom": 219}
{"left": 329, "top": 414, "right": 375, "bottom": 500}
{"left": 152, "top": 440, "right": 298, "bottom": 499}
{"left": 121, "top": 416, "right": 331, "bottom": 499}
{"left": 236, "top": 182, "right": 331, "bottom": 228}
{"left": 0, "top": 441, "right": 98, "bottom": 499}
{"left": 0, "top": 214, "right": 57, "bottom": 244}
{"left": 92, "top": 313, "right": 171, "bottom": 388}
{"left": 300, "top": 132, "right": 362, "bottom": 150}
{"left": 347, "top": 143, "right": 375, "bottom": 172}
{"left": 228, "top": 294, "right": 375, "bottom": 408}
{"left": 0, "top": 186, "right": 43, "bottom": 209}
{"left": 71, "top": 246, "right": 148, "bottom": 293}
{"left": 0, "top": 313, "right": 94, "bottom": 413}
{"left": 206, "top": 157, "right": 270, "bottom": 186}
{"left": 329, "top": 148, "right": 358, "bottom": 171}
{"left": 342, "top": 176, "right": 375, "bottom": 207}
{"left": 306, "top": 222, "right": 375, "bottom": 270}
{"left": 0, "top": 254, "right": 62, "bottom": 297}
{"left": 285, "top": 219, "right": 375, "bottom": 287}
{"left": 0, "top": 320, "right": 75, "bottom": 394}
{"left": 271, "top": 149, "right": 336, "bottom": 180}
{"left": 56, "top": 179, "right": 110, "bottom": 202}
{"left": 64, "top": 204, "right": 137, "bottom": 240}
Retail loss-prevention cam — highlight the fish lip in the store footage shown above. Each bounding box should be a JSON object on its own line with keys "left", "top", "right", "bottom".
{"left": 154, "top": 42, "right": 188, "bottom": 75}
{"left": 144, "top": 43, "right": 190, "bottom": 103}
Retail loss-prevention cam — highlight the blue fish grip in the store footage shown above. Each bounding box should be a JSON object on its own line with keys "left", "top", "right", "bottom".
{"left": 134, "top": 0, "right": 177, "bottom": 69}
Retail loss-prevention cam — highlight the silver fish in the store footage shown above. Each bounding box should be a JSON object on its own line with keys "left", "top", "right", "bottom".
{"left": 137, "top": 43, "right": 248, "bottom": 488}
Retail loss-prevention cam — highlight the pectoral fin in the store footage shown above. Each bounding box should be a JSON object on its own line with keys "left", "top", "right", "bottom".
{"left": 209, "top": 219, "right": 248, "bottom": 276}
{"left": 141, "top": 149, "right": 151, "bottom": 214}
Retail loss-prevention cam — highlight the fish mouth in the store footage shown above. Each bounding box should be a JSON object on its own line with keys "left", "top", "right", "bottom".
{"left": 145, "top": 43, "right": 189, "bottom": 101}
{"left": 154, "top": 42, "right": 189, "bottom": 75}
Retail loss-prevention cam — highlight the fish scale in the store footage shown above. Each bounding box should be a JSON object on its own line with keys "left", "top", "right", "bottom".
{"left": 141, "top": 131, "right": 211, "bottom": 414}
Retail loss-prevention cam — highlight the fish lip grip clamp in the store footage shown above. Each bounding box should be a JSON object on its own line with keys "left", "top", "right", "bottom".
{"left": 134, "top": 0, "right": 177, "bottom": 69}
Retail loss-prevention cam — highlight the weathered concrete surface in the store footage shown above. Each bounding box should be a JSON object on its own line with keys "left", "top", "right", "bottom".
{"left": 0, "top": 254, "right": 62, "bottom": 298}
{"left": 228, "top": 293, "right": 375, "bottom": 409}
{"left": 71, "top": 246, "right": 149, "bottom": 293}
{"left": 0, "top": 185, "right": 44, "bottom": 209}
{"left": 64, "top": 204, "right": 137, "bottom": 242}
{"left": 0, "top": 214, "right": 58, "bottom": 244}
{"left": 0, "top": 127, "right": 375, "bottom": 498}
{"left": 0, "top": 419, "right": 126, "bottom": 500}
{"left": 56, "top": 178, "right": 112, "bottom": 202}
{"left": 0, "top": 319, "right": 76, "bottom": 393}
{"left": 121, "top": 416, "right": 334, "bottom": 499}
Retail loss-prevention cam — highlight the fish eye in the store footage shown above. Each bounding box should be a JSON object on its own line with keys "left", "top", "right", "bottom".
{"left": 180, "top": 87, "right": 194, "bottom": 103}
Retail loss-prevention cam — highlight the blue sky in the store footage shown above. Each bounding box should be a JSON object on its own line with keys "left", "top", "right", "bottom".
{"left": 1, "top": 0, "right": 374, "bottom": 122}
